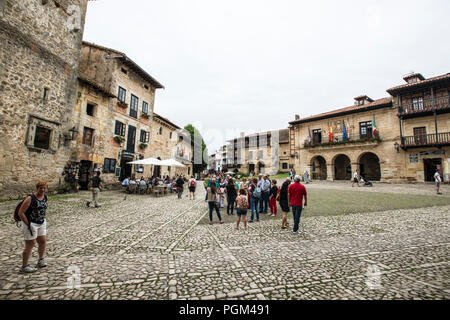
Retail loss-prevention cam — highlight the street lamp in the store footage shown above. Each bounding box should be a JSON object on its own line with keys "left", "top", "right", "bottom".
{"left": 394, "top": 141, "right": 400, "bottom": 152}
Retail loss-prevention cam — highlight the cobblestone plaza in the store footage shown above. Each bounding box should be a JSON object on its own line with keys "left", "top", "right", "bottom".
{"left": 0, "top": 182, "right": 449, "bottom": 300}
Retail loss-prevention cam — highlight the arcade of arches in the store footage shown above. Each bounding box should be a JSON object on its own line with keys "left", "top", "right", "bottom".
{"left": 308, "top": 152, "right": 381, "bottom": 181}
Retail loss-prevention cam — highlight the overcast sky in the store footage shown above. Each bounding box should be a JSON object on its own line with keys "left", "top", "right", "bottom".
{"left": 83, "top": 0, "right": 450, "bottom": 153}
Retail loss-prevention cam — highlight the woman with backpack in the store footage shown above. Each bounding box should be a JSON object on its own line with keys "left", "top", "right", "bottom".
{"left": 235, "top": 189, "right": 249, "bottom": 230}
{"left": 188, "top": 175, "right": 196, "bottom": 200}
{"left": 16, "top": 181, "right": 49, "bottom": 273}
{"left": 207, "top": 180, "right": 223, "bottom": 225}
{"left": 279, "top": 179, "right": 291, "bottom": 229}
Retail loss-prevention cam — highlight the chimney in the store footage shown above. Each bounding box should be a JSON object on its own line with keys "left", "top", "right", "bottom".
{"left": 403, "top": 72, "right": 425, "bottom": 84}
{"left": 354, "top": 95, "right": 374, "bottom": 106}
{"left": 295, "top": 114, "right": 300, "bottom": 120}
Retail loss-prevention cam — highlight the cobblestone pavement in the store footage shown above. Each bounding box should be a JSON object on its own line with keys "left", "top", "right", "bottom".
{"left": 0, "top": 183, "right": 449, "bottom": 300}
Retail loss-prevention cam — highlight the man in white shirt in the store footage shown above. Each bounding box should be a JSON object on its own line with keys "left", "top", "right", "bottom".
{"left": 352, "top": 170, "right": 360, "bottom": 187}
{"left": 434, "top": 169, "right": 442, "bottom": 194}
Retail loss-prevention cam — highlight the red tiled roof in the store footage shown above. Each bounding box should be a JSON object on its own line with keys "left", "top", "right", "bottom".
{"left": 289, "top": 97, "right": 392, "bottom": 125}
{"left": 153, "top": 112, "right": 181, "bottom": 130}
{"left": 386, "top": 73, "right": 450, "bottom": 94}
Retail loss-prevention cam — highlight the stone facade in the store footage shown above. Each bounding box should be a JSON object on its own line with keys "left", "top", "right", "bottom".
{"left": 226, "top": 129, "right": 293, "bottom": 175}
{"left": 0, "top": 0, "right": 88, "bottom": 199}
{"left": 388, "top": 73, "right": 450, "bottom": 182}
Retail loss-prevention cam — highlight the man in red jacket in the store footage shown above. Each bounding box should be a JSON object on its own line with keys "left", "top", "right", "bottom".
{"left": 288, "top": 175, "right": 307, "bottom": 235}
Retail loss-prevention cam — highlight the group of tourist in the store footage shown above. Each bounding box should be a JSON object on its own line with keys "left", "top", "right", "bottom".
{"left": 203, "top": 173, "right": 307, "bottom": 233}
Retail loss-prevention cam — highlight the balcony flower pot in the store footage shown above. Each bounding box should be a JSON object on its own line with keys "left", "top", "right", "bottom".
{"left": 141, "top": 113, "right": 150, "bottom": 119}
{"left": 139, "top": 143, "right": 148, "bottom": 150}
{"left": 114, "top": 135, "right": 125, "bottom": 146}
{"left": 117, "top": 101, "right": 128, "bottom": 109}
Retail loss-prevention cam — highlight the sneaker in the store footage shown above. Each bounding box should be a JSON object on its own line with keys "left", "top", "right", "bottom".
{"left": 20, "top": 264, "right": 37, "bottom": 273}
{"left": 94, "top": 205, "right": 101, "bottom": 208}
{"left": 37, "top": 258, "right": 47, "bottom": 268}
{"left": 248, "top": 220, "right": 254, "bottom": 223}
{"left": 220, "top": 221, "right": 224, "bottom": 224}
{"left": 209, "top": 221, "right": 213, "bottom": 225}
{"left": 292, "top": 231, "right": 298, "bottom": 235}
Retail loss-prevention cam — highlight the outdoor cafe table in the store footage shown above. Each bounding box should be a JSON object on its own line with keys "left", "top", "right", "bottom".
{"left": 155, "top": 185, "right": 169, "bottom": 195}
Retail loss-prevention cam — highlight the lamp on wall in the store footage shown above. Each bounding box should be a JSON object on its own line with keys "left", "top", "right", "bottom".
{"left": 394, "top": 141, "right": 400, "bottom": 152}
{"left": 68, "top": 126, "right": 79, "bottom": 140}
{"left": 294, "top": 151, "right": 299, "bottom": 159}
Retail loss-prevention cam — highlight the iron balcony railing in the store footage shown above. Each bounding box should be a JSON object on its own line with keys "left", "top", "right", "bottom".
{"left": 304, "top": 132, "right": 380, "bottom": 147}
{"left": 401, "top": 132, "right": 450, "bottom": 148}
{"left": 398, "top": 96, "right": 450, "bottom": 116}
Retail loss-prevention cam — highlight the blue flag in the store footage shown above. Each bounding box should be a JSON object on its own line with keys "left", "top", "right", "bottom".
{"left": 308, "top": 127, "right": 311, "bottom": 144}
{"left": 342, "top": 119, "right": 347, "bottom": 141}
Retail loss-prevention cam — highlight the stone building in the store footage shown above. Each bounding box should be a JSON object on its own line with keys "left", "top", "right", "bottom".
{"left": 226, "top": 129, "right": 292, "bottom": 175}
{"left": 387, "top": 72, "right": 450, "bottom": 182}
{"left": 289, "top": 96, "right": 400, "bottom": 182}
{"left": 66, "top": 41, "right": 164, "bottom": 188}
{"left": 0, "top": 0, "right": 88, "bottom": 198}
{"left": 148, "top": 113, "right": 193, "bottom": 178}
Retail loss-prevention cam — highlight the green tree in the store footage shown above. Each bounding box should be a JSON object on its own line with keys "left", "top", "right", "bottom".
{"left": 184, "top": 124, "right": 208, "bottom": 173}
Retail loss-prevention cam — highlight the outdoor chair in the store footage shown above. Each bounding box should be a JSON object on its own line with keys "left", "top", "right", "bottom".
{"left": 138, "top": 184, "right": 147, "bottom": 194}
{"left": 128, "top": 184, "right": 136, "bottom": 194}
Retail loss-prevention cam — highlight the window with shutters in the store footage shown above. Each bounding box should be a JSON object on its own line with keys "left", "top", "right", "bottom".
{"left": 140, "top": 130, "right": 149, "bottom": 143}
{"left": 103, "top": 158, "right": 117, "bottom": 173}
{"left": 359, "top": 121, "right": 372, "bottom": 139}
{"left": 114, "top": 120, "right": 126, "bottom": 136}
{"left": 142, "top": 101, "right": 148, "bottom": 114}
{"left": 130, "top": 94, "right": 138, "bottom": 118}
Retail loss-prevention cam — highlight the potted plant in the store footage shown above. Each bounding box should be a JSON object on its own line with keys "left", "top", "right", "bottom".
{"left": 141, "top": 112, "right": 149, "bottom": 119}
{"left": 114, "top": 135, "right": 125, "bottom": 146}
{"left": 139, "top": 143, "right": 148, "bottom": 149}
{"left": 117, "top": 100, "right": 128, "bottom": 108}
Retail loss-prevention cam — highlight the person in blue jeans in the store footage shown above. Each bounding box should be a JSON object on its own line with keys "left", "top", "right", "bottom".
{"left": 259, "top": 174, "right": 271, "bottom": 214}
{"left": 288, "top": 175, "right": 307, "bottom": 234}
{"left": 226, "top": 179, "right": 237, "bottom": 215}
{"left": 207, "top": 180, "right": 223, "bottom": 225}
{"left": 248, "top": 178, "right": 260, "bottom": 222}
{"left": 235, "top": 189, "right": 249, "bottom": 230}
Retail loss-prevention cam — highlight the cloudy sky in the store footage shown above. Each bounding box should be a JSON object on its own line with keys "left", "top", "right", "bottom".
{"left": 83, "top": 0, "right": 450, "bottom": 153}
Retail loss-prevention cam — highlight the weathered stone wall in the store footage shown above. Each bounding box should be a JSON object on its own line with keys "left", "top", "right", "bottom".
{"left": 0, "top": 0, "right": 87, "bottom": 199}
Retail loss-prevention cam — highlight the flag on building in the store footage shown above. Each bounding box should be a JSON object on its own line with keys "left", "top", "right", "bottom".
{"left": 342, "top": 119, "right": 347, "bottom": 141}
{"left": 308, "top": 127, "right": 312, "bottom": 144}
{"left": 329, "top": 125, "right": 333, "bottom": 142}
{"left": 373, "top": 115, "right": 377, "bottom": 137}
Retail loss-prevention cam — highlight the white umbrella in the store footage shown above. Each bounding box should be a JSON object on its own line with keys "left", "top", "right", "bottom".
{"left": 127, "top": 158, "right": 162, "bottom": 165}
{"left": 159, "top": 158, "right": 185, "bottom": 167}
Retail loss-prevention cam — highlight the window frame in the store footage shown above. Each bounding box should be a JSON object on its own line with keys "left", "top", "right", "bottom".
{"left": 114, "top": 120, "right": 126, "bottom": 136}
{"left": 142, "top": 101, "right": 149, "bottom": 115}
{"left": 359, "top": 121, "right": 372, "bottom": 138}
{"left": 82, "top": 127, "right": 94, "bottom": 146}
{"left": 34, "top": 126, "right": 52, "bottom": 150}
{"left": 130, "top": 94, "right": 139, "bottom": 118}
{"left": 118, "top": 86, "right": 126, "bottom": 102}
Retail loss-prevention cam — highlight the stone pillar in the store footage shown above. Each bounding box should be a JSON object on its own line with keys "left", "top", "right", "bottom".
{"left": 326, "top": 164, "right": 334, "bottom": 181}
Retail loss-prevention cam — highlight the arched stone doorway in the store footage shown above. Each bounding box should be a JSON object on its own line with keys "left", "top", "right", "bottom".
{"left": 359, "top": 152, "right": 381, "bottom": 181}
{"left": 310, "top": 156, "right": 327, "bottom": 180}
{"left": 334, "top": 154, "right": 351, "bottom": 180}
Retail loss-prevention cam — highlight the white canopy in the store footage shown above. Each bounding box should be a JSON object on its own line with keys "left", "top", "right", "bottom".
{"left": 159, "top": 158, "right": 186, "bottom": 167}
{"left": 127, "top": 158, "right": 162, "bottom": 165}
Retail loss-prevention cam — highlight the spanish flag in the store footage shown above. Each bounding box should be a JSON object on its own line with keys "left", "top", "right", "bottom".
{"left": 329, "top": 125, "right": 333, "bottom": 142}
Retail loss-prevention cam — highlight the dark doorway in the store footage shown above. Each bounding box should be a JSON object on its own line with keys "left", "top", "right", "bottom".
{"left": 127, "top": 125, "right": 136, "bottom": 153}
{"left": 359, "top": 152, "right": 381, "bottom": 181}
{"left": 334, "top": 154, "right": 351, "bottom": 180}
{"left": 258, "top": 161, "right": 265, "bottom": 174}
{"left": 120, "top": 155, "right": 133, "bottom": 181}
{"left": 249, "top": 163, "right": 255, "bottom": 174}
{"left": 78, "top": 160, "right": 92, "bottom": 190}
{"left": 424, "top": 158, "right": 442, "bottom": 182}
{"left": 310, "top": 156, "right": 327, "bottom": 180}
{"left": 153, "top": 157, "right": 161, "bottom": 178}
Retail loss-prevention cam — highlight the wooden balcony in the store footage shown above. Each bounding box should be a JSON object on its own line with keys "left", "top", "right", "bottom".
{"left": 401, "top": 132, "right": 450, "bottom": 149}
{"left": 398, "top": 96, "right": 450, "bottom": 119}
{"left": 303, "top": 133, "right": 381, "bottom": 148}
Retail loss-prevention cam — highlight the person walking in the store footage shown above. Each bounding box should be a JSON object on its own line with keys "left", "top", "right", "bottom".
{"left": 352, "top": 170, "right": 360, "bottom": 187}
{"left": 204, "top": 174, "right": 211, "bottom": 201}
{"left": 259, "top": 174, "right": 271, "bottom": 214}
{"left": 87, "top": 171, "right": 103, "bottom": 208}
{"left": 288, "top": 175, "right": 307, "bottom": 235}
{"left": 434, "top": 169, "right": 442, "bottom": 194}
{"left": 226, "top": 178, "right": 237, "bottom": 215}
{"left": 235, "top": 189, "right": 249, "bottom": 230}
{"left": 218, "top": 178, "right": 226, "bottom": 208}
{"left": 269, "top": 180, "right": 279, "bottom": 216}
{"left": 176, "top": 175, "right": 185, "bottom": 199}
{"left": 207, "top": 180, "right": 223, "bottom": 225}
{"left": 248, "top": 178, "right": 260, "bottom": 223}
{"left": 17, "top": 181, "right": 49, "bottom": 273}
{"left": 188, "top": 175, "right": 197, "bottom": 200}
{"left": 279, "top": 179, "right": 291, "bottom": 229}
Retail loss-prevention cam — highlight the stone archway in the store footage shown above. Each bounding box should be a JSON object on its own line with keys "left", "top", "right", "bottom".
{"left": 359, "top": 152, "right": 381, "bottom": 181}
{"left": 333, "top": 154, "right": 351, "bottom": 180}
{"left": 310, "top": 156, "right": 327, "bottom": 180}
